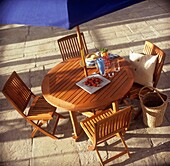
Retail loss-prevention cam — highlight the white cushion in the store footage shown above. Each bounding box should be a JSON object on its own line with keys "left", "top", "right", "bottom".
{"left": 129, "top": 52, "right": 158, "bottom": 86}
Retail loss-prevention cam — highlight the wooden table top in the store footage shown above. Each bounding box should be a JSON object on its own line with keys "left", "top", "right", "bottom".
{"left": 42, "top": 57, "right": 134, "bottom": 112}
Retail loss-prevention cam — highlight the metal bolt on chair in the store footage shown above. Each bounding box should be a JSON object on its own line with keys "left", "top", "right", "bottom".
{"left": 2, "top": 71, "right": 65, "bottom": 139}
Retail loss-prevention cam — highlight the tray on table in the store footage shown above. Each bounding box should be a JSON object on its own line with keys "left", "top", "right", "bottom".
{"left": 76, "top": 74, "right": 111, "bottom": 94}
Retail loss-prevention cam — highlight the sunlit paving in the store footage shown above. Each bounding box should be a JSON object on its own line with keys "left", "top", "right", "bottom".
{"left": 0, "top": 0, "right": 170, "bottom": 165}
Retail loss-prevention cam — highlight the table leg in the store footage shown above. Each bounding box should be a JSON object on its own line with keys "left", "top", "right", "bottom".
{"left": 69, "top": 111, "right": 83, "bottom": 141}
{"left": 112, "top": 101, "right": 119, "bottom": 113}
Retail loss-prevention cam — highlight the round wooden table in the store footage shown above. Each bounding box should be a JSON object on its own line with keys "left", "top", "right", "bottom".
{"left": 42, "top": 57, "right": 134, "bottom": 140}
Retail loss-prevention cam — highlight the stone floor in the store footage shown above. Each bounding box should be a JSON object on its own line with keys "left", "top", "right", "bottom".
{"left": 0, "top": 0, "right": 170, "bottom": 165}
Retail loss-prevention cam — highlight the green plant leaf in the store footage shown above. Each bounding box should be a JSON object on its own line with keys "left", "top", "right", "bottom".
{"left": 100, "top": 48, "right": 108, "bottom": 52}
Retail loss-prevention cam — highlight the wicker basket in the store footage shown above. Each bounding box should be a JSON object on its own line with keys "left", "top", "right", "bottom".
{"left": 139, "top": 86, "right": 168, "bottom": 128}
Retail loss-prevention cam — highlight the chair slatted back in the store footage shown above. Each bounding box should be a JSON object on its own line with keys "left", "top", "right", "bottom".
{"left": 143, "top": 41, "right": 166, "bottom": 87}
{"left": 57, "top": 33, "right": 88, "bottom": 61}
{"left": 2, "top": 71, "right": 33, "bottom": 114}
{"left": 95, "top": 106, "right": 132, "bottom": 144}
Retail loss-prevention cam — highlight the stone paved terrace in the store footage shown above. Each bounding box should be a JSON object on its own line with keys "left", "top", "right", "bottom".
{"left": 0, "top": 0, "right": 170, "bottom": 165}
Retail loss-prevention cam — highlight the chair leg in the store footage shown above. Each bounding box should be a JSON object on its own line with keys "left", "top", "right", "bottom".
{"left": 31, "top": 120, "right": 45, "bottom": 138}
{"left": 133, "top": 107, "right": 142, "bottom": 120}
{"left": 94, "top": 134, "right": 130, "bottom": 166}
{"left": 52, "top": 112, "right": 66, "bottom": 135}
{"left": 95, "top": 147, "right": 104, "bottom": 166}
{"left": 54, "top": 112, "right": 65, "bottom": 119}
{"left": 118, "top": 133, "right": 130, "bottom": 157}
{"left": 31, "top": 127, "right": 39, "bottom": 138}
{"left": 123, "top": 98, "right": 142, "bottom": 120}
{"left": 30, "top": 120, "right": 58, "bottom": 139}
{"left": 53, "top": 115, "right": 60, "bottom": 135}
{"left": 88, "top": 145, "right": 96, "bottom": 151}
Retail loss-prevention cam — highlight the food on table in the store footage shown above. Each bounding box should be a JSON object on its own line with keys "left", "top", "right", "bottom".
{"left": 86, "top": 54, "right": 99, "bottom": 60}
{"left": 101, "top": 52, "right": 108, "bottom": 57}
{"left": 85, "top": 53, "right": 99, "bottom": 66}
{"left": 84, "top": 77, "right": 102, "bottom": 87}
{"left": 90, "top": 54, "right": 99, "bottom": 60}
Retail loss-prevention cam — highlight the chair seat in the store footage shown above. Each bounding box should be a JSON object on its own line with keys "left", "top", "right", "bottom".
{"left": 27, "top": 96, "right": 56, "bottom": 121}
{"left": 128, "top": 83, "right": 153, "bottom": 100}
{"left": 128, "top": 83, "right": 143, "bottom": 99}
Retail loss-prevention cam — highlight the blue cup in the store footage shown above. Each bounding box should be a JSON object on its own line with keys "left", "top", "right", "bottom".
{"left": 96, "top": 58, "right": 105, "bottom": 75}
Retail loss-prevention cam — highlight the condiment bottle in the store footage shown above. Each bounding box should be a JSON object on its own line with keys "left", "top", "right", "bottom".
{"left": 96, "top": 58, "right": 105, "bottom": 75}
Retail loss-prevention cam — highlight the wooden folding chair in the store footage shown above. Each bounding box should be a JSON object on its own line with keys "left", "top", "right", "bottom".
{"left": 57, "top": 33, "right": 89, "bottom": 61}
{"left": 2, "top": 71, "right": 64, "bottom": 139}
{"left": 126, "top": 41, "right": 166, "bottom": 119}
{"left": 80, "top": 106, "right": 132, "bottom": 166}
{"left": 128, "top": 41, "right": 166, "bottom": 99}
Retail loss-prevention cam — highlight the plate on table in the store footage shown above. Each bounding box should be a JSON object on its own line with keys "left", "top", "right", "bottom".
{"left": 76, "top": 74, "right": 111, "bottom": 94}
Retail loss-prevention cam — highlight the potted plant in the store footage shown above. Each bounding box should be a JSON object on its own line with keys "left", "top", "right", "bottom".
{"left": 100, "top": 48, "right": 108, "bottom": 57}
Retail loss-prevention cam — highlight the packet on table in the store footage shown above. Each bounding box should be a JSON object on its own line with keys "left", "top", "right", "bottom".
{"left": 108, "top": 53, "right": 119, "bottom": 60}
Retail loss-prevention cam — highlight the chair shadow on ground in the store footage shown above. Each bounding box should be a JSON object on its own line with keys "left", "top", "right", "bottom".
{"left": 78, "top": 121, "right": 170, "bottom": 165}
{"left": 78, "top": 101, "right": 170, "bottom": 165}
{"left": 89, "top": 117, "right": 170, "bottom": 165}
{"left": 96, "top": 139, "right": 170, "bottom": 166}
{"left": 0, "top": 110, "right": 74, "bottom": 142}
